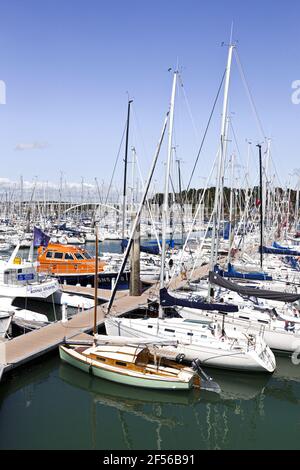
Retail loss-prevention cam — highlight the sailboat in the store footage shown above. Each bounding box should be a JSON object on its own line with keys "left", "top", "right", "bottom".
{"left": 59, "top": 230, "right": 218, "bottom": 391}
{"left": 104, "top": 67, "right": 276, "bottom": 373}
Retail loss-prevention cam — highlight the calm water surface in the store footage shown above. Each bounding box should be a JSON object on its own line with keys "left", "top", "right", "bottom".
{"left": 1, "top": 353, "right": 299, "bottom": 450}
{"left": 1, "top": 239, "right": 300, "bottom": 450}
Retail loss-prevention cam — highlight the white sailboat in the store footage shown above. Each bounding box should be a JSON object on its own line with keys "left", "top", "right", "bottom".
{"left": 60, "top": 231, "right": 219, "bottom": 392}
{"left": 104, "top": 67, "right": 276, "bottom": 373}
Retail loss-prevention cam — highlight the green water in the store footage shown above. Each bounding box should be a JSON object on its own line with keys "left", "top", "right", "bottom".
{"left": 1, "top": 353, "right": 299, "bottom": 450}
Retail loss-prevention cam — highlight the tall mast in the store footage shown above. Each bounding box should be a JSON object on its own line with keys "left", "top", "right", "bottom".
{"left": 159, "top": 70, "right": 177, "bottom": 318}
{"left": 93, "top": 227, "right": 99, "bottom": 343}
{"left": 227, "top": 153, "right": 235, "bottom": 265}
{"left": 209, "top": 43, "right": 234, "bottom": 280}
{"left": 20, "top": 175, "right": 23, "bottom": 219}
{"left": 257, "top": 144, "right": 264, "bottom": 269}
{"left": 176, "top": 158, "right": 184, "bottom": 246}
{"left": 106, "top": 111, "right": 170, "bottom": 314}
{"left": 295, "top": 175, "right": 300, "bottom": 231}
{"left": 121, "top": 99, "right": 133, "bottom": 245}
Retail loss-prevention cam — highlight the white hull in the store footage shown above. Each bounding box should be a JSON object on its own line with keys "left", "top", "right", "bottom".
{"left": 0, "top": 279, "right": 59, "bottom": 300}
{"left": 178, "top": 307, "right": 300, "bottom": 354}
{"left": 105, "top": 318, "right": 275, "bottom": 373}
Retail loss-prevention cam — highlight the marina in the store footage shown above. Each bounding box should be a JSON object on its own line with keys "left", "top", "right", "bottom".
{"left": 1, "top": 0, "right": 300, "bottom": 454}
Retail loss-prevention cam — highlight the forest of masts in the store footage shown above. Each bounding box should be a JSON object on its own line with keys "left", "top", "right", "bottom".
{"left": 0, "top": 182, "right": 299, "bottom": 229}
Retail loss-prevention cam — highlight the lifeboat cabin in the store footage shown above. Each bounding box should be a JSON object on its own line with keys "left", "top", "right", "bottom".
{"left": 37, "top": 243, "right": 107, "bottom": 287}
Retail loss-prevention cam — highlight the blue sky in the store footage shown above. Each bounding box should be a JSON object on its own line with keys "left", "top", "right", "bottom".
{"left": 0, "top": 0, "right": 299, "bottom": 191}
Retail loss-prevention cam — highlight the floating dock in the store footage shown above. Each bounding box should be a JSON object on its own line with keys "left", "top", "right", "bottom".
{"left": 0, "top": 263, "right": 209, "bottom": 380}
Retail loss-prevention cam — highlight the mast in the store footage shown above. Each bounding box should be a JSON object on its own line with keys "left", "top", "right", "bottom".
{"left": 227, "top": 153, "right": 235, "bottom": 265}
{"left": 93, "top": 227, "right": 99, "bottom": 343}
{"left": 106, "top": 111, "right": 170, "bottom": 314}
{"left": 159, "top": 70, "right": 177, "bottom": 319}
{"left": 208, "top": 42, "right": 234, "bottom": 299}
{"left": 295, "top": 175, "right": 300, "bottom": 232}
{"left": 176, "top": 158, "right": 184, "bottom": 246}
{"left": 257, "top": 144, "right": 264, "bottom": 269}
{"left": 20, "top": 175, "right": 23, "bottom": 219}
{"left": 121, "top": 99, "right": 133, "bottom": 246}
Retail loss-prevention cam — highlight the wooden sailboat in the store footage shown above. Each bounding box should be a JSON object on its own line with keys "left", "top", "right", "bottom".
{"left": 59, "top": 229, "right": 219, "bottom": 391}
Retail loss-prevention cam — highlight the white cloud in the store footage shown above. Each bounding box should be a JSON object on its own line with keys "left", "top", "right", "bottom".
{"left": 15, "top": 142, "right": 49, "bottom": 151}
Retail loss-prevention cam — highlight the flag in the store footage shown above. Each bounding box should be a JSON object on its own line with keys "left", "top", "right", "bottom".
{"left": 33, "top": 226, "right": 50, "bottom": 247}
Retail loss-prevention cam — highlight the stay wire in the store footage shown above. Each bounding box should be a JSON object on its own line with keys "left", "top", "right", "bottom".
{"left": 186, "top": 68, "right": 226, "bottom": 196}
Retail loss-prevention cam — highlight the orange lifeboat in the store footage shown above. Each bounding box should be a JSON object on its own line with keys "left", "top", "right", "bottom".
{"left": 37, "top": 243, "right": 106, "bottom": 278}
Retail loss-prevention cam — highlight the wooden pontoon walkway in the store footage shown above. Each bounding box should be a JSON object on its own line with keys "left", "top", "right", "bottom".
{"left": 61, "top": 284, "right": 128, "bottom": 301}
{"left": 0, "top": 263, "right": 209, "bottom": 380}
{"left": 0, "top": 289, "right": 151, "bottom": 379}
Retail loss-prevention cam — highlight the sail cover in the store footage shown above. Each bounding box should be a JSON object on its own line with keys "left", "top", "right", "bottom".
{"left": 160, "top": 288, "right": 239, "bottom": 312}
{"left": 209, "top": 271, "right": 300, "bottom": 302}
{"left": 121, "top": 239, "right": 160, "bottom": 255}
{"left": 214, "top": 263, "right": 272, "bottom": 281}
{"left": 260, "top": 245, "right": 300, "bottom": 256}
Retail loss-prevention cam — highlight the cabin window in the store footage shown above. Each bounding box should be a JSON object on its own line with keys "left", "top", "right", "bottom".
{"left": 258, "top": 319, "right": 268, "bottom": 324}
{"left": 74, "top": 253, "right": 84, "bottom": 260}
{"left": 99, "top": 357, "right": 106, "bottom": 362}
{"left": 65, "top": 253, "right": 74, "bottom": 260}
{"left": 164, "top": 328, "right": 175, "bottom": 333}
{"left": 54, "top": 252, "right": 64, "bottom": 259}
{"left": 201, "top": 335, "right": 207, "bottom": 339}
{"left": 187, "top": 332, "right": 193, "bottom": 336}
{"left": 239, "top": 316, "right": 249, "bottom": 320}
{"left": 147, "top": 325, "right": 153, "bottom": 328}
{"left": 84, "top": 252, "right": 92, "bottom": 259}
{"left": 46, "top": 252, "right": 54, "bottom": 259}
{"left": 115, "top": 361, "right": 127, "bottom": 367}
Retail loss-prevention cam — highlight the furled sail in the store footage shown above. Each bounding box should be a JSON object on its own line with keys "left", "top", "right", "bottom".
{"left": 214, "top": 263, "right": 272, "bottom": 281}
{"left": 159, "top": 287, "right": 239, "bottom": 312}
{"left": 260, "top": 245, "right": 300, "bottom": 256}
{"left": 209, "top": 271, "right": 300, "bottom": 302}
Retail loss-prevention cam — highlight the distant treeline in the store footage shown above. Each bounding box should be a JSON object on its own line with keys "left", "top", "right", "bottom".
{"left": 149, "top": 186, "right": 298, "bottom": 215}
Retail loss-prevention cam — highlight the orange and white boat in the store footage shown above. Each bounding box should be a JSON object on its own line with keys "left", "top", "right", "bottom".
{"left": 37, "top": 243, "right": 129, "bottom": 287}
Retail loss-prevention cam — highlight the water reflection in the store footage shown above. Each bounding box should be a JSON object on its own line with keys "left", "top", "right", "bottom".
{"left": 58, "top": 362, "right": 271, "bottom": 449}
{"left": 1, "top": 354, "right": 300, "bottom": 449}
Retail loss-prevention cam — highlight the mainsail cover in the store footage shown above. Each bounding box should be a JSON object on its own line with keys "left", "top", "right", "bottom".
{"left": 121, "top": 239, "right": 160, "bottom": 255}
{"left": 214, "top": 263, "right": 272, "bottom": 281}
{"left": 260, "top": 245, "right": 300, "bottom": 256}
{"left": 209, "top": 271, "right": 300, "bottom": 302}
{"left": 160, "top": 288, "right": 239, "bottom": 312}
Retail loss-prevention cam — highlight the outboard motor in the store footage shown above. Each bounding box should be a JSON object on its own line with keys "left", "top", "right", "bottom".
{"left": 191, "top": 358, "right": 221, "bottom": 394}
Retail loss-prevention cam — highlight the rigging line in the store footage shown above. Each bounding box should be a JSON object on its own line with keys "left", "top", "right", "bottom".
{"left": 233, "top": 48, "right": 267, "bottom": 143}
{"left": 104, "top": 121, "right": 127, "bottom": 206}
{"left": 229, "top": 119, "right": 242, "bottom": 160}
{"left": 177, "top": 71, "right": 199, "bottom": 142}
{"left": 132, "top": 103, "right": 151, "bottom": 168}
{"left": 135, "top": 150, "right": 161, "bottom": 250}
{"left": 186, "top": 68, "right": 226, "bottom": 195}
